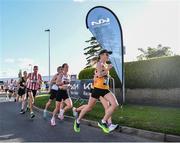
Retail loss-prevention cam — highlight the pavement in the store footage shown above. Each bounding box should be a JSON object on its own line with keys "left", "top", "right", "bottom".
{"left": 0, "top": 93, "right": 158, "bottom": 142}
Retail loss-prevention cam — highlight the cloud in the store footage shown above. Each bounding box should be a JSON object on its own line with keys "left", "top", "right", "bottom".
{"left": 4, "top": 57, "right": 35, "bottom": 70}
{"left": 4, "top": 58, "right": 15, "bottom": 63}
{"left": 0, "top": 69, "right": 17, "bottom": 78}
{"left": 1, "top": 56, "right": 49, "bottom": 78}
{"left": 4, "top": 58, "right": 35, "bottom": 68}
{"left": 17, "top": 58, "right": 35, "bottom": 68}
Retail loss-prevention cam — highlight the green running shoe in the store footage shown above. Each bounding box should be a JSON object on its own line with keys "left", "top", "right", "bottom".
{"left": 98, "top": 121, "right": 110, "bottom": 134}
{"left": 74, "top": 120, "right": 80, "bottom": 133}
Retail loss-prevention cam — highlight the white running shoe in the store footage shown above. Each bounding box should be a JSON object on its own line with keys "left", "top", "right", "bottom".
{"left": 43, "top": 110, "right": 47, "bottom": 118}
{"left": 72, "top": 107, "right": 78, "bottom": 118}
{"left": 109, "top": 124, "right": 119, "bottom": 132}
{"left": 58, "top": 113, "right": 64, "bottom": 120}
{"left": 51, "top": 118, "right": 56, "bottom": 126}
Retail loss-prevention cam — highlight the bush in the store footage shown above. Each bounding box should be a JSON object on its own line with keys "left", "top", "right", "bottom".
{"left": 78, "top": 68, "right": 95, "bottom": 79}
{"left": 125, "top": 56, "right": 180, "bottom": 89}
{"left": 78, "top": 56, "right": 180, "bottom": 89}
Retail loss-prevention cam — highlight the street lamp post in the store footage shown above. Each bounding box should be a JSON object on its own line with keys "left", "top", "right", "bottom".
{"left": 45, "top": 29, "right": 51, "bottom": 82}
{"left": 28, "top": 64, "right": 33, "bottom": 73}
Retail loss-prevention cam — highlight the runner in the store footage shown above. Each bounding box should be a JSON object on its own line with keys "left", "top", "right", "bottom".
{"left": 0, "top": 84, "right": 3, "bottom": 93}
{"left": 26, "top": 66, "right": 42, "bottom": 118}
{"left": 18, "top": 71, "right": 28, "bottom": 114}
{"left": 13, "top": 80, "right": 18, "bottom": 102}
{"left": 50, "top": 63, "right": 72, "bottom": 126}
{"left": 73, "top": 49, "right": 119, "bottom": 133}
{"left": 72, "top": 70, "right": 119, "bottom": 132}
{"left": 43, "top": 66, "right": 63, "bottom": 118}
{"left": 72, "top": 84, "right": 119, "bottom": 132}
{"left": 8, "top": 79, "right": 14, "bottom": 101}
{"left": 4, "top": 81, "right": 9, "bottom": 99}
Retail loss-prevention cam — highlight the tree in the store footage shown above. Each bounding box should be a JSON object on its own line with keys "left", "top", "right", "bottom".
{"left": 83, "top": 37, "right": 102, "bottom": 68}
{"left": 137, "top": 44, "right": 173, "bottom": 60}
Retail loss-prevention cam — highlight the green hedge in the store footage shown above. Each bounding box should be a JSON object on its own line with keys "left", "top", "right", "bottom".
{"left": 78, "top": 56, "right": 180, "bottom": 89}
{"left": 126, "top": 56, "right": 180, "bottom": 89}
{"left": 78, "top": 68, "right": 95, "bottom": 80}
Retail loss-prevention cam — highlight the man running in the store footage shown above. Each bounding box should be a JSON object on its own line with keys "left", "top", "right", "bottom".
{"left": 26, "top": 66, "right": 42, "bottom": 118}
{"left": 43, "top": 66, "right": 63, "bottom": 118}
{"left": 17, "top": 71, "right": 28, "bottom": 114}
{"left": 74, "top": 49, "right": 119, "bottom": 133}
{"left": 50, "top": 63, "right": 72, "bottom": 126}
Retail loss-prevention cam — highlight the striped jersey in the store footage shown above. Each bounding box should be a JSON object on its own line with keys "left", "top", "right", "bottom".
{"left": 26, "top": 72, "right": 42, "bottom": 90}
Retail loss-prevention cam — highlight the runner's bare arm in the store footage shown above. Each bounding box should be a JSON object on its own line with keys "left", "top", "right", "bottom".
{"left": 38, "top": 74, "right": 43, "bottom": 87}
{"left": 26, "top": 73, "right": 31, "bottom": 85}
{"left": 27, "top": 73, "right": 31, "bottom": 79}
{"left": 50, "top": 74, "right": 58, "bottom": 84}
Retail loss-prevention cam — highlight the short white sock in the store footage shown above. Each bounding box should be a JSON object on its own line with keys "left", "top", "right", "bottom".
{"left": 102, "top": 119, "right": 106, "bottom": 124}
{"left": 60, "top": 109, "right": 64, "bottom": 112}
{"left": 108, "top": 122, "right": 112, "bottom": 126}
{"left": 76, "top": 119, "right": 80, "bottom": 124}
{"left": 73, "top": 107, "right": 76, "bottom": 111}
{"left": 60, "top": 109, "right": 64, "bottom": 115}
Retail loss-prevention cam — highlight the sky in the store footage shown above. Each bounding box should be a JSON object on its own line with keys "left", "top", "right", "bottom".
{"left": 0, "top": 0, "right": 180, "bottom": 78}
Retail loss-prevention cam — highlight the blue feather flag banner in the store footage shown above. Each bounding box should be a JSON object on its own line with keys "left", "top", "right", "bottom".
{"left": 86, "top": 6, "right": 124, "bottom": 86}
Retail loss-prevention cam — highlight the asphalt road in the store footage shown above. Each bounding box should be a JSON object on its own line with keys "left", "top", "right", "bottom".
{"left": 0, "top": 94, "right": 156, "bottom": 142}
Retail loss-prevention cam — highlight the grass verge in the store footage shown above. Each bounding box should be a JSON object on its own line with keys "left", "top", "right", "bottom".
{"left": 35, "top": 94, "right": 180, "bottom": 136}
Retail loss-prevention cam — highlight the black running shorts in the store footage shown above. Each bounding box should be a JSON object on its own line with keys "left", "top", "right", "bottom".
{"left": 27, "top": 89, "right": 37, "bottom": 97}
{"left": 8, "top": 90, "right": 13, "bottom": 93}
{"left": 56, "top": 89, "right": 69, "bottom": 102}
{"left": 49, "top": 89, "right": 58, "bottom": 100}
{"left": 18, "top": 88, "right": 26, "bottom": 96}
{"left": 91, "top": 87, "right": 110, "bottom": 99}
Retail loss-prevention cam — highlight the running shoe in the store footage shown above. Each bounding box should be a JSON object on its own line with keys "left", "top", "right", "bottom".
{"left": 109, "top": 124, "right": 119, "bottom": 132}
{"left": 20, "top": 109, "right": 25, "bottom": 114}
{"left": 26, "top": 107, "right": 30, "bottom": 112}
{"left": 51, "top": 118, "right": 56, "bottom": 126}
{"left": 43, "top": 110, "right": 47, "bottom": 118}
{"left": 30, "top": 112, "right": 35, "bottom": 118}
{"left": 73, "top": 120, "right": 80, "bottom": 133}
{"left": 98, "top": 121, "right": 109, "bottom": 134}
{"left": 72, "top": 107, "right": 78, "bottom": 119}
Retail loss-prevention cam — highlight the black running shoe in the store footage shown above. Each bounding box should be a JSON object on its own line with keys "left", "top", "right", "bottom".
{"left": 30, "top": 113, "right": 35, "bottom": 119}
{"left": 20, "top": 109, "right": 25, "bottom": 114}
{"left": 26, "top": 107, "right": 30, "bottom": 112}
